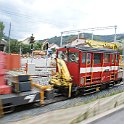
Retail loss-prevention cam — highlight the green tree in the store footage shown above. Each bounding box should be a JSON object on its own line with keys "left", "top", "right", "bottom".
{"left": 0, "top": 21, "right": 5, "bottom": 40}
{"left": 51, "top": 48, "right": 56, "bottom": 53}
{"left": 21, "top": 44, "right": 30, "bottom": 54}
{"left": 6, "top": 39, "right": 20, "bottom": 53}
{"left": 34, "top": 42, "right": 42, "bottom": 50}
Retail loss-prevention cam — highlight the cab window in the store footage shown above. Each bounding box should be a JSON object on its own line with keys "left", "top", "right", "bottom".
{"left": 104, "top": 54, "right": 110, "bottom": 63}
{"left": 87, "top": 53, "right": 91, "bottom": 64}
{"left": 112, "top": 54, "right": 114, "bottom": 63}
{"left": 58, "top": 51, "right": 67, "bottom": 61}
{"left": 115, "top": 54, "right": 119, "bottom": 62}
{"left": 94, "top": 53, "right": 101, "bottom": 64}
{"left": 82, "top": 53, "right": 86, "bottom": 64}
{"left": 68, "top": 52, "right": 79, "bottom": 63}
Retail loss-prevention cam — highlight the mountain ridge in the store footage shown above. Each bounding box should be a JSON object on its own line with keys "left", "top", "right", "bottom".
{"left": 39, "top": 33, "right": 124, "bottom": 46}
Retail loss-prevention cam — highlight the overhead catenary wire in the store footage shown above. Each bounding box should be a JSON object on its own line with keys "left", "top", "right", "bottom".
{"left": 0, "top": 9, "right": 118, "bottom": 41}
{"left": 0, "top": 13, "right": 41, "bottom": 38}
{"left": 0, "top": 9, "right": 64, "bottom": 39}
{"left": 0, "top": 9, "right": 63, "bottom": 26}
{"left": 0, "top": 11, "right": 52, "bottom": 28}
{"left": 60, "top": 25, "right": 117, "bottom": 46}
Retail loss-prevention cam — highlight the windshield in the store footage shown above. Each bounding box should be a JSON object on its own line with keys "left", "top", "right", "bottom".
{"left": 58, "top": 51, "right": 67, "bottom": 61}
{"left": 68, "top": 52, "right": 79, "bottom": 63}
{"left": 58, "top": 51, "right": 79, "bottom": 63}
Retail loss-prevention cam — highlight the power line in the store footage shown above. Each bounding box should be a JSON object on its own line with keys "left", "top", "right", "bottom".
{"left": 60, "top": 25, "right": 117, "bottom": 46}
{"left": 0, "top": 12, "right": 44, "bottom": 25}
{"left": 0, "top": 9, "right": 41, "bottom": 20}
{"left": 0, "top": 9, "right": 119, "bottom": 41}
{"left": 0, "top": 9, "right": 58, "bottom": 26}
{"left": 0, "top": 9, "right": 60, "bottom": 37}
{"left": 62, "top": 26, "right": 116, "bottom": 34}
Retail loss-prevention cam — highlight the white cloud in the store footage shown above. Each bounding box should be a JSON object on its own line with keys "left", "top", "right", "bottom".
{"left": 0, "top": 0, "right": 124, "bottom": 40}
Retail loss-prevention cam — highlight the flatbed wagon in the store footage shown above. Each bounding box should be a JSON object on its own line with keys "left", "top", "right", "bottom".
{"left": 0, "top": 90, "right": 40, "bottom": 114}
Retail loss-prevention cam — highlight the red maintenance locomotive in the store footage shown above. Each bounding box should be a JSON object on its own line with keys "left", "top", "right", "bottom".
{"left": 54, "top": 46, "right": 123, "bottom": 95}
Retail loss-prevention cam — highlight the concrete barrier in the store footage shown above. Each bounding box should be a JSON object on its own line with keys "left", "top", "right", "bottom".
{"left": 71, "top": 92, "right": 124, "bottom": 124}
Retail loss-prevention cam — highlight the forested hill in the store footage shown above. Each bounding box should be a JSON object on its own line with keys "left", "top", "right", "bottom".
{"left": 39, "top": 33, "right": 124, "bottom": 46}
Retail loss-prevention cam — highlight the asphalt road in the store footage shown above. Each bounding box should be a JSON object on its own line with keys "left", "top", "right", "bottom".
{"left": 90, "top": 108, "right": 124, "bottom": 124}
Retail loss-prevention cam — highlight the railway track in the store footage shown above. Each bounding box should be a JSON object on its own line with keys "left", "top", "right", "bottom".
{"left": 0, "top": 81, "right": 124, "bottom": 124}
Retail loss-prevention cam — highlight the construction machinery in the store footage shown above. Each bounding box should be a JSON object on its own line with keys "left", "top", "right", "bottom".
{"left": 84, "top": 39, "right": 123, "bottom": 67}
{"left": 50, "top": 46, "right": 123, "bottom": 97}
{"left": 85, "top": 39, "right": 121, "bottom": 50}
{"left": 68, "top": 38, "right": 123, "bottom": 67}
{"left": 50, "top": 58, "right": 72, "bottom": 97}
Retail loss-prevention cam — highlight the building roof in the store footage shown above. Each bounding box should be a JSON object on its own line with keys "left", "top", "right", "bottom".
{"left": 49, "top": 43, "right": 59, "bottom": 49}
{"left": 65, "top": 38, "right": 86, "bottom": 46}
{"left": 0, "top": 39, "right": 7, "bottom": 44}
{"left": 21, "top": 37, "right": 30, "bottom": 44}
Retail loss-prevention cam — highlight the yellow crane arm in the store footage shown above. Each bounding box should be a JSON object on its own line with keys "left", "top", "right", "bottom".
{"left": 85, "top": 40, "right": 118, "bottom": 50}
{"left": 56, "top": 58, "right": 72, "bottom": 81}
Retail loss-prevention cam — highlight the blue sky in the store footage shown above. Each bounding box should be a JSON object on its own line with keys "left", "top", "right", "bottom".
{"left": 0, "top": 0, "right": 124, "bottom": 40}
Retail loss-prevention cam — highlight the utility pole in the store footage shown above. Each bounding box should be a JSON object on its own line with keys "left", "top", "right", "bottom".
{"left": 19, "top": 43, "right": 22, "bottom": 55}
{"left": 123, "top": 39, "right": 124, "bottom": 62}
{"left": 29, "top": 34, "right": 35, "bottom": 62}
{"left": 60, "top": 32, "right": 63, "bottom": 47}
{"left": 77, "top": 31, "right": 80, "bottom": 40}
{"left": 91, "top": 31, "right": 94, "bottom": 40}
{"left": 114, "top": 25, "right": 117, "bottom": 42}
{"left": 8, "top": 22, "right": 11, "bottom": 53}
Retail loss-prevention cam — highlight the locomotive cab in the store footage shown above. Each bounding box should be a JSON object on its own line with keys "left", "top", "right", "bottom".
{"left": 56, "top": 46, "right": 122, "bottom": 92}
{"left": 57, "top": 47, "right": 80, "bottom": 86}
